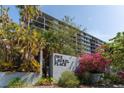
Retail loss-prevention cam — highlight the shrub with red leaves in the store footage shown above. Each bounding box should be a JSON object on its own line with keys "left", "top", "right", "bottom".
{"left": 76, "top": 53, "right": 111, "bottom": 74}
{"left": 117, "top": 71, "right": 124, "bottom": 79}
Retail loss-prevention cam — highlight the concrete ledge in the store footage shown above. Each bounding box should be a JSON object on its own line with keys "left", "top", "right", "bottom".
{"left": 0, "top": 72, "right": 42, "bottom": 87}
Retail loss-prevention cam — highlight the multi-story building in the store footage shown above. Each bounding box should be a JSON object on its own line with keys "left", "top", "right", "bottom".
{"left": 31, "top": 12, "right": 105, "bottom": 53}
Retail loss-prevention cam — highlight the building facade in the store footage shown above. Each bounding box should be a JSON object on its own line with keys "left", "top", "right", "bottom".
{"left": 31, "top": 12, "right": 105, "bottom": 53}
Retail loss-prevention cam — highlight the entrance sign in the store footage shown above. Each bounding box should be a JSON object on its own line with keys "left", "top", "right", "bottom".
{"left": 50, "top": 53, "right": 79, "bottom": 80}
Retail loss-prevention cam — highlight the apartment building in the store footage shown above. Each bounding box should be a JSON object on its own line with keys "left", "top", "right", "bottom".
{"left": 31, "top": 12, "right": 105, "bottom": 53}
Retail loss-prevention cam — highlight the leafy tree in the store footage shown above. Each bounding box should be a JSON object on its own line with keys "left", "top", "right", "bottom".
{"left": 15, "top": 5, "right": 45, "bottom": 72}
{"left": 108, "top": 32, "right": 124, "bottom": 71}
{"left": 40, "top": 23, "right": 78, "bottom": 77}
{"left": 0, "top": 5, "right": 84, "bottom": 73}
{"left": 35, "top": 17, "right": 84, "bottom": 77}
{"left": 97, "top": 32, "right": 124, "bottom": 72}
{"left": 16, "top": 5, "right": 41, "bottom": 27}
{"left": 0, "top": 6, "right": 45, "bottom": 72}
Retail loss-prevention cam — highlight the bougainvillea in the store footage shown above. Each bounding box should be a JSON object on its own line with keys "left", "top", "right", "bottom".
{"left": 117, "top": 71, "right": 124, "bottom": 79}
{"left": 76, "top": 53, "right": 111, "bottom": 74}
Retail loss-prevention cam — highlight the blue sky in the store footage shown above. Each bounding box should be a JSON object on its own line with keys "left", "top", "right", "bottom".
{"left": 8, "top": 5, "right": 124, "bottom": 42}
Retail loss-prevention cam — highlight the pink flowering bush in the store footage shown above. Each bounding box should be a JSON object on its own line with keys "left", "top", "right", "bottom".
{"left": 117, "top": 71, "right": 124, "bottom": 79}
{"left": 76, "top": 53, "right": 111, "bottom": 74}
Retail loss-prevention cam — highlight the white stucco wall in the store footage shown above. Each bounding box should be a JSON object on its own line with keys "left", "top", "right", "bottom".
{"left": 50, "top": 53, "right": 79, "bottom": 80}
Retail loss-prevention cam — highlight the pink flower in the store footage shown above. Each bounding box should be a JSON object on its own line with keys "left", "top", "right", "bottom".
{"left": 77, "top": 52, "right": 111, "bottom": 74}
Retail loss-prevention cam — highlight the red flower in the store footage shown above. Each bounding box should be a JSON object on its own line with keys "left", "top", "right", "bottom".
{"left": 76, "top": 53, "right": 111, "bottom": 74}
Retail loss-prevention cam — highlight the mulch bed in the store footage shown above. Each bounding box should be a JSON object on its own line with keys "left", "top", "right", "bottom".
{"left": 33, "top": 84, "right": 124, "bottom": 88}
{"left": 33, "top": 84, "right": 92, "bottom": 88}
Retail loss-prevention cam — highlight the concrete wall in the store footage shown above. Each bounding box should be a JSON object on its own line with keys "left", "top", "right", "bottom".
{"left": 50, "top": 53, "right": 79, "bottom": 80}
{"left": 0, "top": 72, "right": 42, "bottom": 87}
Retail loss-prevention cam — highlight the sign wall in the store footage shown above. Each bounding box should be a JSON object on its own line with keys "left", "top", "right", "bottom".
{"left": 50, "top": 53, "right": 79, "bottom": 80}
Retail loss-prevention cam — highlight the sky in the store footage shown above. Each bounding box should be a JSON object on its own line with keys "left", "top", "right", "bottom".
{"left": 8, "top": 5, "right": 124, "bottom": 42}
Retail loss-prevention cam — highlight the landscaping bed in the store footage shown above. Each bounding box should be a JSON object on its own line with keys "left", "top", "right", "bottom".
{"left": 11, "top": 84, "right": 124, "bottom": 88}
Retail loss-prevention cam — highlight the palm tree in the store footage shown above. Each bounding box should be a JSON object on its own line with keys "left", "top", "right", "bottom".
{"left": 16, "top": 5, "right": 45, "bottom": 72}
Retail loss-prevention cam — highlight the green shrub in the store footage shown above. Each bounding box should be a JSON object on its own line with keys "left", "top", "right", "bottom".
{"left": 102, "top": 73, "right": 121, "bottom": 85}
{"left": 8, "top": 77, "right": 25, "bottom": 88}
{"left": 78, "top": 71, "right": 92, "bottom": 85}
{"left": 35, "top": 77, "right": 55, "bottom": 86}
{"left": 58, "top": 71, "right": 80, "bottom": 88}
{"left": 0, "top": 61, "right": 14, "bottom": 71}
